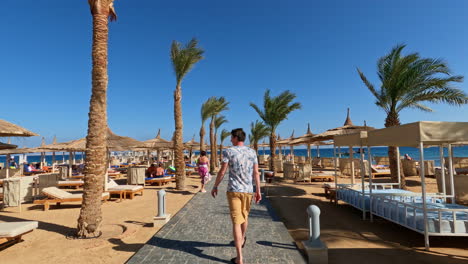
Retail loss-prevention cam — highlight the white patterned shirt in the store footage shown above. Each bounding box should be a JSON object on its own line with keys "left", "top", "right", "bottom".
{"left": 222, "top": 146, "right": 258, "bottom": 193}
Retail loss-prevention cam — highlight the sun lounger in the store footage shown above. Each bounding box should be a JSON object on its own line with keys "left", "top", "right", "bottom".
{"left": 33, "top": 187, "right": 109, "bottom": 211}
{"left": 107, "top": 180, "right": 144, "bottom": 201}
{"left": 0, "top": 221, "right": 38, "bottom": 249}
{"left": 311, "top": 171, "right": 335, "bottom": 182}
{"left": 145, "top": 176, "right": 172, "bottom": 186}
{"left": 57, "top": 180, "right": 84, "bottom": 188}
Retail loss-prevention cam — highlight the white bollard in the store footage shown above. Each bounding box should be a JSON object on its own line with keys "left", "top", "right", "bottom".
{"left": 153, "top": 190, "right": 171, "bottom": 227}
{"left": 301, "top": 205, "right": 328, "bottom": 264}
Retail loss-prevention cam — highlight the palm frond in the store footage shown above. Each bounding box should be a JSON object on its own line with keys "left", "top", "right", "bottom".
{"left": 170, "top": 38, "right": 204, "bottom": 84}
{"left": 359, "top": 44, "right": 467, "bottom": 116}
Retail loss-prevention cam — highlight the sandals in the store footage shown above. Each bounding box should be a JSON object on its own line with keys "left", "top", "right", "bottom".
{"left": 230, "top": 258, "right": 238, "bottom": 264}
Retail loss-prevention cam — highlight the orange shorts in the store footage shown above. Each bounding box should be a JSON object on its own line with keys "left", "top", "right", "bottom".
{"left": 227, "top": 192, "right": 253, "bottom": 225}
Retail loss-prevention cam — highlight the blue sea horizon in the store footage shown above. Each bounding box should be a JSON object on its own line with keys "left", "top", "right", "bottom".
{"left": 2, "top": 146, "right": 468, "bottom": 167}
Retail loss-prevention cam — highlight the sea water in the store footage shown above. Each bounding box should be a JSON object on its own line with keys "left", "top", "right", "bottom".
{"left": 2, "top": 146, "right": 468, "bottom": 167}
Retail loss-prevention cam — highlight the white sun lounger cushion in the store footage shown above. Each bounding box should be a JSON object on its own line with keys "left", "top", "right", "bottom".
{"left": 108, "top": 185, "right": 143, "bottom": 192}
{"left": 42, "top": 187, "right": 108, "bottom": 199}
{"left": 0, "top": 221, "right": 38, "bottom": 238}
{"left": 58, "top": 180, "right": 84, "bottom": 185}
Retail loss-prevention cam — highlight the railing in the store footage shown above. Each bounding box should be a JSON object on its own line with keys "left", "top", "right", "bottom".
{"left": 370, "top": 194, "right": 468, "bottom": 236}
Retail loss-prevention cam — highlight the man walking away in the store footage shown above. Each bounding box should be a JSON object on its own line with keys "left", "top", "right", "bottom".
{"left": 211, "top": 128, "right": 262, "bottom": 264}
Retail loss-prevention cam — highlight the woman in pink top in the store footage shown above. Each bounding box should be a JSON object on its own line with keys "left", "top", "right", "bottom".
{"left": 196, "top": 151, "right": 211, "bottom": 193}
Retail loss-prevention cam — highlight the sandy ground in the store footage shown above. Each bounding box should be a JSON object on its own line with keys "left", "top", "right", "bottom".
{"left": 0, "top": 172, "right": 203, "bottom": 264}
{"left": 266, "top": 174, "right": 468, "bottom": 264}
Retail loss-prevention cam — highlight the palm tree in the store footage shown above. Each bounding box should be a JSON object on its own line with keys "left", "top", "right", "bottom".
{"left": 219, "top": 129, "right": 231, "bottom": 163}
{"left": 77, "top": 0, "right": 117, "bottom": 238}
{"left": 250, "top": 90, "right": 301, "bottom": 172}
{"left": 171, "top": 38, "right": 204, "bottom": 190}
{"left": 199, "top": 97, "right": 217, "bottom": 152}
{"left": 358, "top": 44, "right": 466, "bottom": 188}
{"left": 208, "top": 97, "right": 229, "bottom": 173}
{"left": 249, "top": 120, "right": 270, "bottom": 162}
{"left": 214, "top": 115, "right": 228, "bottom": 166}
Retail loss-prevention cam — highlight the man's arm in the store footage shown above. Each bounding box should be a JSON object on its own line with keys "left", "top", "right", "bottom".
{"left": 253, "top": 163, "right": 262, "bottom": 203}
{"left": 211, "top": 162, "right": 228, "bottom": 198}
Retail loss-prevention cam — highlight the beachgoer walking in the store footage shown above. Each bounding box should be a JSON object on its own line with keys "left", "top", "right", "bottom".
{"left": 211, "top": 128, "right": 262, "bottom": 264}
{"left": 197, "top": 151, "right": 211, "bottom": 193}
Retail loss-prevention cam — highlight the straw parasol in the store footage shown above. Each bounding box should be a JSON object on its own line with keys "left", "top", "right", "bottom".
{"left": 143, "top": 129, "right": 173, "bottom": 149}
{"left": 0, "top": 142, "right": 17, "bottom": 150}
{"left": 0, "top": 119, "right": 39, "bottom": 137}
{"left": 40, "top": 128, "right": 145, "bottom": 152}
{"left": 311, "top": 108, "right": 374, "bottom": 141}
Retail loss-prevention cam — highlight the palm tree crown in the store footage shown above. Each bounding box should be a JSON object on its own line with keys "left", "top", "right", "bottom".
{"left": 250, "top": 89, "right": 301, "bottom": 132}
{"left": 358, "top": 44, "right": 466, "bottom": 126}
{"left": 250, "top": 120, "right": 269, "bottom": 146}
{"left": 250, "top": 89, "right": 301, "bottom": 171}
{"left": 171, "top": 38, "right": 204, "bottom": 84}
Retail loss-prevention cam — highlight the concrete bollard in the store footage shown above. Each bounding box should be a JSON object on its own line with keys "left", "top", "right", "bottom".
{"left": 157, "top": 190, "right": 166, "bottom": 217}
{"left": 301, "top": 205, "right": 328, "bottom": 264}
{"left": 153, "top": 190, "right": 171, "bottom": 227}
{"left": 260, "top": 169, "right": 265, "bottom": 183}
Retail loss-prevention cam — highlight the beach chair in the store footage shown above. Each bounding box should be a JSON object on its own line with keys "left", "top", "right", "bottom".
{"left": 107, "top": 179, "right": 144, "bottom": 201}
{"left": 0, "top": 221, "right": 38, "bottom": 249}
{"left": 57, "top": 180, "right": 84, "bottom": 188}
{"left": 145, "top": 176, "right": 172, "bottom": 186}
{"left": 33, "top": 187, "right": 109, "bottom": 211}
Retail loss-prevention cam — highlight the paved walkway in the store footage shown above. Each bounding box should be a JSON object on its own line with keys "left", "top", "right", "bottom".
{"left": 128, "top": 177, "right": 306, "bottom": 264}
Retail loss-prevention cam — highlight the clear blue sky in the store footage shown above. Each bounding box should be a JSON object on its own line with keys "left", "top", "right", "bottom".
{"left": 2, "top": 0, "right": 468, "bottom": 147}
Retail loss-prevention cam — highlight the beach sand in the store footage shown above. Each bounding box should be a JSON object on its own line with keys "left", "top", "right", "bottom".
{"left": 267, "top": 174, "right": 468, "bottom": 264}
{"left": 0, "top": 173, "right": 202, "bottom": 264}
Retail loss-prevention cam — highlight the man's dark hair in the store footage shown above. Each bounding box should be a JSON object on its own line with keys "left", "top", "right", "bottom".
{"left": 231, "top": 128, "right": 246, "bottom": 142}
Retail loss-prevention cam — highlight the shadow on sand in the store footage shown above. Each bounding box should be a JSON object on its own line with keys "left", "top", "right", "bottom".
{"left": 264, "top": 182, "right": 468, "bottom": 264}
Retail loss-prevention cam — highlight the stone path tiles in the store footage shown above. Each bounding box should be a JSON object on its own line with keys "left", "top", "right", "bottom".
{"left": 128, "top": 177, "right": 306, "bottom": 264}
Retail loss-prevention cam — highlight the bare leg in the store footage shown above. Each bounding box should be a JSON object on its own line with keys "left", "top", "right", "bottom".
{"left": 200, "top": 183, "right": 206, "bottom": 192}
{"left": 241, "top": 219, "right": 248, "bottom": 242}
{"left": 233, "top": 223, "right": 244, "bottom": 264}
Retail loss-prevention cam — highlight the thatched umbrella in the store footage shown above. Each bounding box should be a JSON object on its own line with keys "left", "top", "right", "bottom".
{"left": 184, "top": 136, "right": 206, "bottom": 162}
{"left": 0, "top": 142, "right": 17, "bottom": 150}
{"left": 312, "top": 109, "right": 374, "bottom": 141}
{"left": 0, "top": 120, "right": 39, "bottom": 137}
{"left": 310, "top": 109, "right": 374, "bottom": 183}
{"left": 143, "top": 129, "right": 173, "bottom": 163}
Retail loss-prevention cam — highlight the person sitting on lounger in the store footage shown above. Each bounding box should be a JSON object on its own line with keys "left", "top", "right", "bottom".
{"left": 146, "top": 164, "right": 158, "bottom": 177}
{"left": 155, "top": 163, "right": 165, "bottom": 177}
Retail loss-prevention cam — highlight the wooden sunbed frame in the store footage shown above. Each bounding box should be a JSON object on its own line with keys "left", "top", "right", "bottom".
{"left": 33, "top": 193, "right": 109, "bottom": 211}
{"left": 145, "top": 177, "right": 172, "bottom": 186}
{"left": 310, "top": 174, "right": 334, "bottom": 182}
{"left": 0, "top": 229, "right": 34, "bottom": 250}
{"left": 108, "top": 188, "right": 144, "bottom": 201}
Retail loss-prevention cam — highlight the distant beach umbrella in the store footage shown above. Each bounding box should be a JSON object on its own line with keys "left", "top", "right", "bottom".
{"left": 0, "top": 119, "right": 39, "bottom": 137}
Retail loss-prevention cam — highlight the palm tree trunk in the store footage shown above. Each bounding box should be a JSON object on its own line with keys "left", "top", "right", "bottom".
{"left": 77, "top": 4, "right": 109, "bottom": 238}
{"left": 174, "top": 83, "right": 186, "bottom": 190}
{"left": 209, "top": 118, "right": 216, "bottom": 174}
{"left": 269, "top": 132, "right": 277, "bottom": 172}
{"left": 385, "top": 111, "right": 404, "bottom": 188}
{"left": 199, "top": 125, "right": 205, "bottom": 151}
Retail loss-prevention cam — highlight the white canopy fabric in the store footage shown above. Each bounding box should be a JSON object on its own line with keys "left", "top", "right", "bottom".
{"left": 334, "top": 131, "right": 368, "bottom": 147}
{"left": 366, "top": 121, "right": 468, "bottom": 147}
